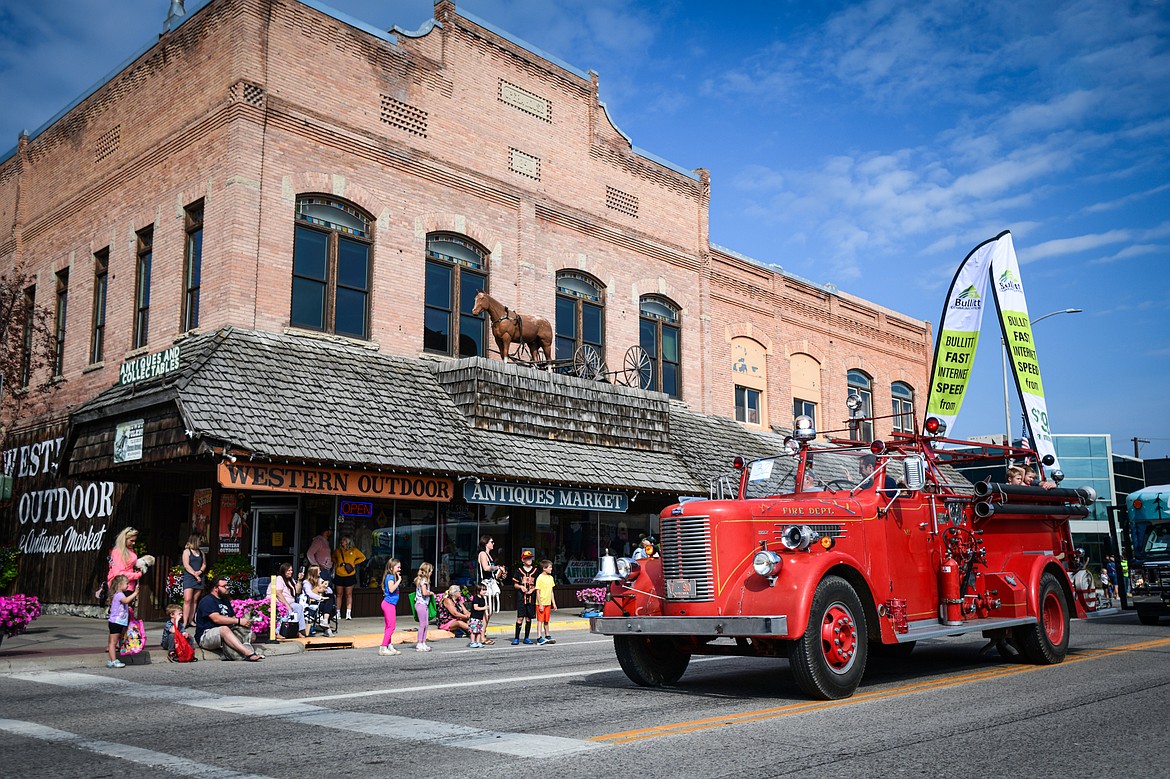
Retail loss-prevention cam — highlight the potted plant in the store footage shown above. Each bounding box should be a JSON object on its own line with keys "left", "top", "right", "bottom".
{"left": 165, "top": 565, "right": 185, "bottom": 604}
{"left": 0, "top": 593, "right": 42, "bottom": 648}
{"left": 576, "top": 586, "right": 608, "bottom": 618}
{"left": 230, "top": 597, "right": 289, "bottom": 640}
{"left": 208, "top": 554, "right": 254, "bottom": 597}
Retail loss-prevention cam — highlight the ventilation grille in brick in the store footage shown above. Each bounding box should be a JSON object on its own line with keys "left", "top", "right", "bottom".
{"left": 95, "top": 126, "right": 121, "bottom": 162}
{"left": 509, "top": 148, "right": 541, "bottom": 180}
{"left": 380, "top": 95, "right": 428, "bottom": 137}
{"left": 605, "top": 186, "right": 639, "bottom": 217}
{"left": 243, "top": 83, "right": 265, "bottom": 106}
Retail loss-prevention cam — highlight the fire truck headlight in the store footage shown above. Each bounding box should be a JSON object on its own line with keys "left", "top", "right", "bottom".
{"left": 753, "top": 550, "right": 783, "bottom": 578}
{"left": 615, "top": 557, "right": 641, "bottom": 582}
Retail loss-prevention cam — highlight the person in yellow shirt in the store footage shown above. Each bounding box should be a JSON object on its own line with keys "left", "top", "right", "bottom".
{"left": 534, "top": 559, "right": 557, "bottom": 645}
{"left": 331, "top": 535, "right": 366, "bottom": 620}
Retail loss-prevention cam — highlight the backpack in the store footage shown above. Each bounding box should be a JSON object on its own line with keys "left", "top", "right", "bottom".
{"left": 171, "top": 628, "right": 197, "bottom": 663}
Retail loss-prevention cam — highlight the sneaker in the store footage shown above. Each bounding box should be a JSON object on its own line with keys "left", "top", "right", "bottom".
{"left": 345, "top": 614, "right": 352, "bottom": 620}
{"left": 378, "top": 646, "right": 397, "bottom": 656}
{"left": 324, "top": 628, "right": 334, "bottom": 637}
{"left": 468, "top": 642, "right": 481, "bottom": 648}
{"left": 511, "top": 638, "right": 520, "bottom": 646}
{"left": 416, "top": 644, "right": 432, "bottom": 652}
{"left": 522, "top": 638, "right": 535, "bottom": 645}
{"left": 536, "top": 637, "right": 547, "bottom": 645}
{"left": 106, "top": 660, "right": 126, "bottom": 668}
{"left": 545, "top": 638, "right": 555, "bottom": 645}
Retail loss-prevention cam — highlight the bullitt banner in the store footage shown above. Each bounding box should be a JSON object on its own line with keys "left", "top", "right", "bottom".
{"left": 924, "top": 231, "right": 1003, "bottom": 436}
{"left": 989, "top": 233, "right": 1061, "bottom": 473}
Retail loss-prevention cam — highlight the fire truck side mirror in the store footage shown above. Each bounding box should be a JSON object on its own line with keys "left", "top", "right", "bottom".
{"left": 903, "top": 456, "right": 927, "bottom": 491}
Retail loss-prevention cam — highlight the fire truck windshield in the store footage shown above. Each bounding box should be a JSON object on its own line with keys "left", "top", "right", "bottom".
{"left": 743, "top": 457, "right": 801, "bottom": 499}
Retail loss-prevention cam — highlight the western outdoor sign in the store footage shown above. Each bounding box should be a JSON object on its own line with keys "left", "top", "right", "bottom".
{"left": 218, "top": 462, "right": 453, "bottom": 502}
{"left": 463, "top": 480, "right": 629, "bottom": 512}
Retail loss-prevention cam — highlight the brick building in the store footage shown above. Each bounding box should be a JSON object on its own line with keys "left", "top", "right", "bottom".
{"left": 0, "top": 0, "right": 930, "bottom": 615}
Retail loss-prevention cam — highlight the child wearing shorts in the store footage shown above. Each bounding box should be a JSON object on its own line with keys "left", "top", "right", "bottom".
{"left": 535, "top": 559, "right": 557, "bottom": 645}
{"left": 468, "top": 582, "right": 488, "bottom": 648}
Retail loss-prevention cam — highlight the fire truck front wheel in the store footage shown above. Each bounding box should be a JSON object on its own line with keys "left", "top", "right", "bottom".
{"left": 1014, "top": 571, "right": 1070, "bottom": 665}
{"left": 789, "top": 575, "right": 868, "bottom": 700}
{"left": 614, "top": 635, "right": 691, "bottom": 687}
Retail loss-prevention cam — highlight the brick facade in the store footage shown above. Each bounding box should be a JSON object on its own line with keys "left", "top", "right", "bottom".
{"left": 1, "top": 0, "right": 930, "bottom": 441}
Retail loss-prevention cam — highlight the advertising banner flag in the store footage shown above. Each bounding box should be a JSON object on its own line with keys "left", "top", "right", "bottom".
{"left": 924, "top": 232, "right": 1003, "bottom": 436}
{"left": 990, "top": 233, "right": 1061, "bottom": 473}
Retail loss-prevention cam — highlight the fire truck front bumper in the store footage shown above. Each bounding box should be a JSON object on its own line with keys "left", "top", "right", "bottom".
{"left": 590, "top": 615, "right": 789, "bottom": 638}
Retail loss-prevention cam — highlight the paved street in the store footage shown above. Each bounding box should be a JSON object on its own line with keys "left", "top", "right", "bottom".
{"left": 1, "top": 613, "right": 1166, "bottom": 778}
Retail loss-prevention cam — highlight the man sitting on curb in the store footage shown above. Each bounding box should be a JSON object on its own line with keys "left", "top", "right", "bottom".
{"left": 194, "top": 576, "right": 263, "bottom": 661}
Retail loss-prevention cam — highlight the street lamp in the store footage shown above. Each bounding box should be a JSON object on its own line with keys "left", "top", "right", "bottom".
{"left": 1002, "top": 308, "right": 1083, "bottom": 447}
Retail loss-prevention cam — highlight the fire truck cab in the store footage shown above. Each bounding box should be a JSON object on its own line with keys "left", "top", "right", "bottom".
{"left": 590, "top": 415, "right": 1099, "bottom": 699}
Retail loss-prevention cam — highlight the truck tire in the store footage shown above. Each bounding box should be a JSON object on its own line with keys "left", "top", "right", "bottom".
{"left": 789, "top": 575, "right": 868, "bottom": 700}
{"left": 1015, "top": 572, "right": 1070, "bottom": 664}
{"left": 1137, "top": 610, "right": 1161, "bottom": 626}
{"left": 614, "top": 635, "right": 690, "bottom": 687}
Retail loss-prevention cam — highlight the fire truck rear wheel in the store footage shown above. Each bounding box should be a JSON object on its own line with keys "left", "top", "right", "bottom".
{"left": 613, "top": 635, "right": 691, "bottom": 687}
{"left": 1014, "top": 571, "right": 1070, "bottom": 665}
{"left": 789, "top": 575, "right": 868, "bottom": 700}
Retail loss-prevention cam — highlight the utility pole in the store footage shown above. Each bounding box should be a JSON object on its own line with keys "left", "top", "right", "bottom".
{"left": 1133, "top": 437, "right": 1150, "bottom": 458}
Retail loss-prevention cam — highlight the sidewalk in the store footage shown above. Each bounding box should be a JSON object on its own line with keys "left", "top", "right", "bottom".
{"left": 0, "top": 610, "right": 593, "bottom": 672}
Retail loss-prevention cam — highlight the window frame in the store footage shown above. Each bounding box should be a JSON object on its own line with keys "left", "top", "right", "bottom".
{"left": 891, "top": 382, "right": 915, "bottom": 434}
{"left": 53, "top": 268, "right": 68, "bottom": 377}
{"left": 133, "top": 226, "right": 153, "bottom": 349}
{"left": 90, "top": 249, "right": 108, "bottom": 364}
{"left": 847, "top": 369, "right": 874, "bottom": 443}
{"left": 555, "top": 271, "right": 605, "bottom": 364}
{"left": 423, "top": 233, "right": 488, "bottom": 358}
{"left": 735, "top": 385, "right": 761, "bottom": 425}
{"left": 182, "top": 200, "right": 204, "bottom": 332}
{"left": 291, "top": 196, "right": 373, "bottom": 341}
{"left": 20, "top": 285, "right": 35, "bottom": 387}
{"left": 793, "top": 398, "right": 817, "bottom": 431}
{"left": 639, "top": 295, "right": 681, "bottom": 399}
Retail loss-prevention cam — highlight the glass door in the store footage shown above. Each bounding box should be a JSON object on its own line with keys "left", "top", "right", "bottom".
{"left": 252, "top": 507, "right": 299, "bottom": 580}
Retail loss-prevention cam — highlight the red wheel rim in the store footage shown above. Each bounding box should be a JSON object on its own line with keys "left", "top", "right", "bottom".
{"left": 1042, "top": 590, "right": 1065, "bottom": 645}
{"left": 819, "top": 603, "right": 858, "bottom": 673}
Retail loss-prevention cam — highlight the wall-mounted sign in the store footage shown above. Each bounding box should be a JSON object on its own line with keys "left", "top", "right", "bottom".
{"left": 218, "top": 463, "right": 453, "bottom": 502}
{"left": 118, "top": 345, "right": 180, "bottom": 385}
{"left": 113, "top": 419, "right": 144, "bottom": 463}
{"left": 463, "top": 481, "right": 628, "bottom": 513}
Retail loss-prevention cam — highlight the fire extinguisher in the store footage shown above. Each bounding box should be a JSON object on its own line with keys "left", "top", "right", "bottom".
{"left": 939, "top": 554, "right": 963, "bottom": 626}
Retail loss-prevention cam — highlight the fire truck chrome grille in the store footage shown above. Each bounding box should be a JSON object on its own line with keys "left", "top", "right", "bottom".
{"left": 660, "top": 514, "right": 714, "bottom": 602}
{"left": 773, "top": 523, "right": 846, "bottom": 539}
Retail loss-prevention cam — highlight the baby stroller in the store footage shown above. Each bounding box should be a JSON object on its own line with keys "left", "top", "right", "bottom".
{"left": 301, "top": 594, "right": 338, "bottom": 637}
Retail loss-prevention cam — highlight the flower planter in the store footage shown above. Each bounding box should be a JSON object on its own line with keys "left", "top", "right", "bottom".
{"left": 1, "top": 594, "right": 42, "bottom": 644}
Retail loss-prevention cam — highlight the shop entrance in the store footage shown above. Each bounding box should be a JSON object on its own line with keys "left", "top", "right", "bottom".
{"left": 251, "top": 506, "right": 299, "bottom": 579}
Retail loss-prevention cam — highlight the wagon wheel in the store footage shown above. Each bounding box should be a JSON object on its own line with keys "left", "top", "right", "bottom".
{"left": 622, "top": 345, "right": 654, "bottom": 389}
{"left": 572, "top": 345, "right": 605, "bottom": 381}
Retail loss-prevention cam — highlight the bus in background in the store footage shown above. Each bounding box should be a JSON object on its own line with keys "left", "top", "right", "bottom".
{"left": 1126, "top": 484, "right": 1170, "bottom": 625}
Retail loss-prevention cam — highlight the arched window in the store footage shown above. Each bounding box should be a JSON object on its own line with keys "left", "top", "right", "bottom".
{"left": 892, "top": 382, "right": 915, "bottom": 434}
{"left": 731, "top": 336, "right": 767, "bottom": 427}
{"left": 291, "top": 196, "right": 372, "bottom": 339}
{"left": 555, "top": 271, "right": 605, "bottom": 364}
{"left": 847, "top": 369, "right": 874, "bottom": 443}
{"left": 424, "top": 233, "right": 487, "bottom": 357}
{"left": 790, "top": 352, "right": 821, "bottom": 435}
{"left": 639, "top": 295, "right": 681, "bottom": 398}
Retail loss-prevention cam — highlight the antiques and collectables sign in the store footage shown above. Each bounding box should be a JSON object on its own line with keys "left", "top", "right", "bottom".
{"left": 118, "top": 345, "right": 180, "bottom": 385}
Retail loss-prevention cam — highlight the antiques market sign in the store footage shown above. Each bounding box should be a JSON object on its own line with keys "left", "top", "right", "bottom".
{"left": 463, "top": 480, "right": 628, "bottom": 512}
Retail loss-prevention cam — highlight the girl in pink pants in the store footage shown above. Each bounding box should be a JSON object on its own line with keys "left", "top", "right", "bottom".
{"left": 379, "top": 558, "right": 401, "bottom": 656}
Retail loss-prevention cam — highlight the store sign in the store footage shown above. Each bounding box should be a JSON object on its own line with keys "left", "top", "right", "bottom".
{"left": 463, "top": 481, "right": 628, "bottom": 513}
{"left": 113, "top": 419, "right": 144, "bottom": 463}
{"left": 118, "top": 345, "right": 180, "bottom": 385}
{"left": 218, "top": 462, "right": 453, "bottom": 502}
{"left": 340, "top": 500, "right": 373, "bottom": 517}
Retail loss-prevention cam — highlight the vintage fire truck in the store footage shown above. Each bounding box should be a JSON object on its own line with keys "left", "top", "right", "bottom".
{"left": 590, "top": 414, "right": 1099, "bottom": 700}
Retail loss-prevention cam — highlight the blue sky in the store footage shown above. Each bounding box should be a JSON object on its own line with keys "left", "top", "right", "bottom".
{"left": 2, "top": 0, "right": 1168, "bottom": 460}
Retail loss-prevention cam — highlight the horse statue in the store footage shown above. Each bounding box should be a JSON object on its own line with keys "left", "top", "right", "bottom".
{"left": 471, "top": 290, "right": 554, "bottom": 363}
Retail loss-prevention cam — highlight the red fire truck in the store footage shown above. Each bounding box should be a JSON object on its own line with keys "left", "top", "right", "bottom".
{"left": 590, "top": 415, "right": 1099, "bottom": 699}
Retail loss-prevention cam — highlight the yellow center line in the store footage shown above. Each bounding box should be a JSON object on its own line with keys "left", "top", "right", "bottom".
{"left": 591, "top": 636, "right": 1170, "bottom": 745}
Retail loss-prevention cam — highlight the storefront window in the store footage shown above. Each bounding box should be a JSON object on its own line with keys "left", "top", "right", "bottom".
{"left": 439, "top": 501, "right": 480, "bottom": 589}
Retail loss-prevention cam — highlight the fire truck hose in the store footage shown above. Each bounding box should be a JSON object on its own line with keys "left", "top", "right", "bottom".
{"left": 973, "top": 482, "right": 1095, "bottom": 505}
{"left": 973, "top": 501, "right": 1090, "bottom": 519}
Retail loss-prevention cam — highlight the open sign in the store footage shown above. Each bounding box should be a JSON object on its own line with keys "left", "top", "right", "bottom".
{"left": 339, "top": 500, "right": 373, "bottom": 518}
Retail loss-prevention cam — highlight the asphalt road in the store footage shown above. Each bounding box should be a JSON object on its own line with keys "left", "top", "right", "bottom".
{"left": 2, "top": 615, "right": 1166, "bottom": 779}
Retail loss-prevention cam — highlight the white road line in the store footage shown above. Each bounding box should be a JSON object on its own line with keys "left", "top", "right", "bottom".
{"left": 0, "top": 718, "right": 277, "bottom": 779}
{"left": 295, "top": 666, "right": 623, "bottom": 702}
{"left": 12, "top": 671, "right": 601, "bottom": 758}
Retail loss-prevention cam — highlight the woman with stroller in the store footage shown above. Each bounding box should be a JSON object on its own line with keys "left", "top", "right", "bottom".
{"left": 269, "top": 562, "right": 308, "bottom": 638}
{"left": 301, "top": 564, "right": 336, "bottom": 637}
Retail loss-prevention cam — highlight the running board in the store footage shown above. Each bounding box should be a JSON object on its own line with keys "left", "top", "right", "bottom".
{"left": 896, "top": 616, "right": 1037, "bottom": 643}
{"left": 1075, "top": 607, "right": 1122, "bottom": 620}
